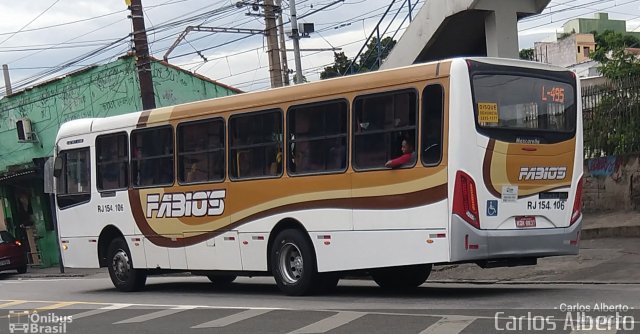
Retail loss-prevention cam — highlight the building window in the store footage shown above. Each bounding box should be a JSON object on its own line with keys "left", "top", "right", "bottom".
{"left": 56, "top": 148, "right": 91, "bottom": 209}
{"left": 131, "top": 126, "right": 174, "bottom": 187}
{"left": 577, "top": 46, "right": 581, "bottom": 53}
{"left": 229, "top": 110, "right": 283, "bottom": 179}
{"left": 422, "top": 84, "right": 445, "bottom": 166}
{"left": 288, "top": 100, "right": 348, "bottom": 175}
{"left": 177, "top": 118, "right": 225, "bottom": 184}
{"left": 96, "top": 133, "right": 128, "bottom": 191}
{"left": 353, "top": 89, "right": 418, "bottom": 170}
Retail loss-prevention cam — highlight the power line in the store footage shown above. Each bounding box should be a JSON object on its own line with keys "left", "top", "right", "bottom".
{"left": 0, "top": 0, "right": 62, "bottom": 47}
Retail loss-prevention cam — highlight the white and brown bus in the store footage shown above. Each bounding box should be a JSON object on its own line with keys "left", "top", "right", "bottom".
{"left": 53, "top": 57, "right": 583, "bottom": 295}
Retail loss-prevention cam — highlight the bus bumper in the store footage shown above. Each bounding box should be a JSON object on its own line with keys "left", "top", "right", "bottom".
{"left": 450, "top": 215, "right": 583, "bottom": 263}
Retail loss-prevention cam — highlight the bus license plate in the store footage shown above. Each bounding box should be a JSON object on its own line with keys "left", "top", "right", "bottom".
{"left": 516, "top": 216, "right": 536, "bottom": 228}
{"left": 0, "top": 259, "right": 10, "bottom": 266}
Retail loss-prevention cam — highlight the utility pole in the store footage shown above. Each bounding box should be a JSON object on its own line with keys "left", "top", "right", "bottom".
{"left": 275, "top": 0, "right": 290, "bottom": 86}
{"left": 2, "top": 64, "right": 12, "bottom": 96}
{"left": 128, "top": 0, "right": 156, "bottom": 110}
{"left": 288, "top": 0, "right": 303, "bottom": 84}
{"left": 264, "top": 0, "right": 283, "bottom": 88}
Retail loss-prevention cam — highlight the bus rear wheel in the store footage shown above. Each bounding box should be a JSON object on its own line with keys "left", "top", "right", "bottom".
{"left": 372, "top": 264, "right": 432, "bottom": 291}
{"left": 270, "top": 229, "right": 318, "bottom": 296}
{"left": 107, "top": 238, "right": 147, "bottom": 292}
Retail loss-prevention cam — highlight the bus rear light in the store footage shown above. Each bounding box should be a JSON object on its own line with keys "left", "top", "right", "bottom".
{"left": 14, "top": 240, "right": 21, "bottom": 247}
{"left": 464, "top": 234, "right": 479, "bottom": 250}
{"left": 453, "top": 171, "right": 480, "bottom": 229}
{"left": 570, "top": 177, "right": 583, "bottom": 225}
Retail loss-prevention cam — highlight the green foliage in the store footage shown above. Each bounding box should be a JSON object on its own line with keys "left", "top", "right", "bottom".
{"left": 519, "top": 48, "right": 534, "bottom": 61}
{"left": 359, "top": 37, "right": 396, "bottom": 71}
{"left": 319, "top": 37, "right": 396, "bottom": 79}
{"left": 585, "top": 81, "right": 640, "bottom": 156}
{"left": 320, "top": 52, "right": 353, "bottom": 79}
{"left": 591, "top": 30, "right": 640, "bottom": 79}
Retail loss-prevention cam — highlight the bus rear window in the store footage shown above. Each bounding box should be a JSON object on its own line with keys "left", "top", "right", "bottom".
{"left": 472, "top": 74, "right": 576, "bottom": 143}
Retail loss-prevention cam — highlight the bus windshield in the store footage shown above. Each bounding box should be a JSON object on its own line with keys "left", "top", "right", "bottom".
{"left": 472, "top": 74, "right": 576, "bottom": 143}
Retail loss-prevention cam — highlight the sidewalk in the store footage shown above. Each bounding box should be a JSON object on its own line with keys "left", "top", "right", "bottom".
{"left": 6, "top": 211, "right": 640, "bottom": 281}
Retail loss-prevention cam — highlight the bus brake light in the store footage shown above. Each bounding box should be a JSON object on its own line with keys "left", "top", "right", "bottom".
{"left": 453, "top": 171, "right": 480, "bottom": 229}
{"left": 570, "top": 177, "right": 583, "bottom": 225}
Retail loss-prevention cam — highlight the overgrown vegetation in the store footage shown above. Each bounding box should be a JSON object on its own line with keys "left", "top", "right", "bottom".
{"left": 584, "top": 31, "right": 640, "bottom": 157}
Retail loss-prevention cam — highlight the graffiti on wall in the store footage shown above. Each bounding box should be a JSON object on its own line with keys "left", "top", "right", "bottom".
{"left": 587, "top": 156, "right": 622, "bottom": 177}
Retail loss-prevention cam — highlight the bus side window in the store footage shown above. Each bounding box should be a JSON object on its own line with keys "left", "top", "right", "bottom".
{"left": 131, "top": 126, "right": 174, "bottom": 187}
{"left": 229, "top": 109, "right": 283, "bottom": 180}
{"left": 422, "top": 84, "right": 444, "bottom": 166}
{"left": 353, "top": 89, "right": 418, "bottom": 170}
{"left": 56, "top": 147, "right": 91, "bottom": 209}
{"left": 287, "top": 99, "right": 348, "bottom": 175}
{"left": 96, "top": 132, "right": 128, "bottom": 191}
{"left": 177, "top": 118, "right": 225, "bottom": 184}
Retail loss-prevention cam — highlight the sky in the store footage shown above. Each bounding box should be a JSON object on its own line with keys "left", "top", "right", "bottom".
{"left": 1, "top": 0, "right": 640, "bottom": 94}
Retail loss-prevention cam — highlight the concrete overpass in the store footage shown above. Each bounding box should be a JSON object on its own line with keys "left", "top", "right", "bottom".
{"left": 381, "top": 0, "right": 551, "bottom": 69}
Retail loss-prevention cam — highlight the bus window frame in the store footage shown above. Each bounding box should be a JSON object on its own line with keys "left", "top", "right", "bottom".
{"left": 421, "top": 83, "right": 445, "bottom": 167}
{"left": 228, "top": 108, "right": 284, "bottom": 182}
{"left": 286, "top": 98, "right": 350, "bottom": 177}
{"left": 130, "top": 125, "right": 176, "bottom": 189}
{"left": 95, "top": 131, "right": 129, "bottom": 193}
{"left": 351, "top": 88, "right": 419, "bottom": 172}
{"left": 56, "top": 147, "right": 91, "bottom": 210}
{"left": 176, "top": 117, "right": 226, "bottom": 186}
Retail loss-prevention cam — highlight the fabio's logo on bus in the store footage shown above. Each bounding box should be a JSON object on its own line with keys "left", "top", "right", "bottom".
{"left": 518, "top": 167, "right": 567, "bottom": 181}
{"left": 146, "top": 190, "right": 226, "bottom": 218}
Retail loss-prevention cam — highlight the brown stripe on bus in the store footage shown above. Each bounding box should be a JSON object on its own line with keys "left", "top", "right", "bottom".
{"left": 128, "top": 183, "right": 448, "bottom": 248}
{"left": 136, "top": 110, "right": 151, "bottom": 128}
{"left": 482, "top": 139, "right": 502, "bottom": 198}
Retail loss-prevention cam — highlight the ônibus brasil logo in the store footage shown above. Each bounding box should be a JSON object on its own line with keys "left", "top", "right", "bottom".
{"left": 146, "top": 190, "right": 226, "bottom": 218}
{"left": 518, "top": 166, "right": 567, "bottom": 181}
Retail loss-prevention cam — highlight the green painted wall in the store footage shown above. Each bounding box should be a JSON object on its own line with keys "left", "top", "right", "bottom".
{"left": 564, "top": 13, "right": 640, "bottom": 40}
{"left": 0, "top": 56, "right": 239, "bottom": 267}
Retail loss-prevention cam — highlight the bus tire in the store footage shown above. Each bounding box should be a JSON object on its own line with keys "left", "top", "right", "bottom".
{"left": 372, "top": 264, "right": 432, "bottom": 291}
{"left": 107, "top": 238, "right": 147, "bottom": 292}
{"left": 207, "top": 275, "right": 237, "bottom": 286}
{"left": 16, "top": 266, "right": 27, "bottom": 274}
{"left": 270, "top": 229, "right": 317, "bottom": 296}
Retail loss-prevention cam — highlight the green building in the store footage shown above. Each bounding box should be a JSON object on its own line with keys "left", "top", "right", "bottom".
{"left": 0, "top": 55, "right": 240, "bottom": 268}
{"left": 563, "top": 12, "right": 640, "bottom": 40}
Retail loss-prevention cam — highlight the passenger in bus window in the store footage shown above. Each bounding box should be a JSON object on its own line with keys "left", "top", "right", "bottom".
{"left": 385, "top": 139, "right": 415, "bottom": 168}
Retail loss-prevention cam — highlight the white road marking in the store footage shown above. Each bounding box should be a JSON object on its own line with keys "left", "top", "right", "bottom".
{"left": 115, "top": 306, "right": 196, "bottom": 324}
{"left": 191, "top": 309, "right": 273, "bottom": 328}
{"left": 71, "top": 303, "right": 132, "bottom": 320}
{"left": 288, "top": 311, "right": 366, "bottom": 334}
{"left": 419, "top": 315, "right": 475, "bottom": 334}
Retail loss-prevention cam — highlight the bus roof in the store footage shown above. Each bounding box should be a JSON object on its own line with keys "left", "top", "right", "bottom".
{"left": 56, "top": 57, "right": 572, "bottom": 139}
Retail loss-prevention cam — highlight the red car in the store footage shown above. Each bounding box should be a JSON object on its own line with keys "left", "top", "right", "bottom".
{"left": 0, "top": 230, "right": 27, "bottom": 274}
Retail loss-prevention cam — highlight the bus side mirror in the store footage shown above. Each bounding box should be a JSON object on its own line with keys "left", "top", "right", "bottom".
{"left": 53, "top": 156, "right": 63, "bottom": 178}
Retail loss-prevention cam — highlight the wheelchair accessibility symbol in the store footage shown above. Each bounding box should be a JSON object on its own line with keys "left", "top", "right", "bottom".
{"left": 487, "top": 200, "right": 498, "bottom": 217}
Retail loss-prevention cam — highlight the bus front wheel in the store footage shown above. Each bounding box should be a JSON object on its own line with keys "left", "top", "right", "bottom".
{"left": 270, "top": 229, "right": 318, "bottom": 296}
{"left": 372, "top": 264, "right": 432, "bottom": 291}
{"left": 107, "top": 238, "right": 147, "bottom": 292}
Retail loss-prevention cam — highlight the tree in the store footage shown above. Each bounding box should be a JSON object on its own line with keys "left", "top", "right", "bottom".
{"left": 359, "top": 36, "right": 396, "bottom": 72}
{"left": 320, "top": 52, "right": 353, "bottom": 79}
{"left": 591, "top": 30, "right": 640, "bottom": 79}
{"left": 519, "top": 48, "right": 534, "bottom": 61}
{"left": 319, "top": 37, "right": 397, "bottom": 79}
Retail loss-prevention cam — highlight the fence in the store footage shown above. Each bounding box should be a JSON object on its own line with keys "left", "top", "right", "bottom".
{"left": 582, "top": 77, "right": 640, "bottom": 158}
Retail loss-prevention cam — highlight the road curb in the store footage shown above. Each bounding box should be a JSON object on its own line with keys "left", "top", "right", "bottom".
{"left": 581, "top": 226, "right": 640, "bottom": 240}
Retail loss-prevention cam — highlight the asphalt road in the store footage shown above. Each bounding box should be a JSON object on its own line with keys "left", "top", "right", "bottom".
{"left": 0, "top": 275, "right": 639, "bottom": 333}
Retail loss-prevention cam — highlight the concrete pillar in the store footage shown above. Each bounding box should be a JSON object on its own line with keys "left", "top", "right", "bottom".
{"left": 484, "top": 8, "right": 519, "bottom": 59}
